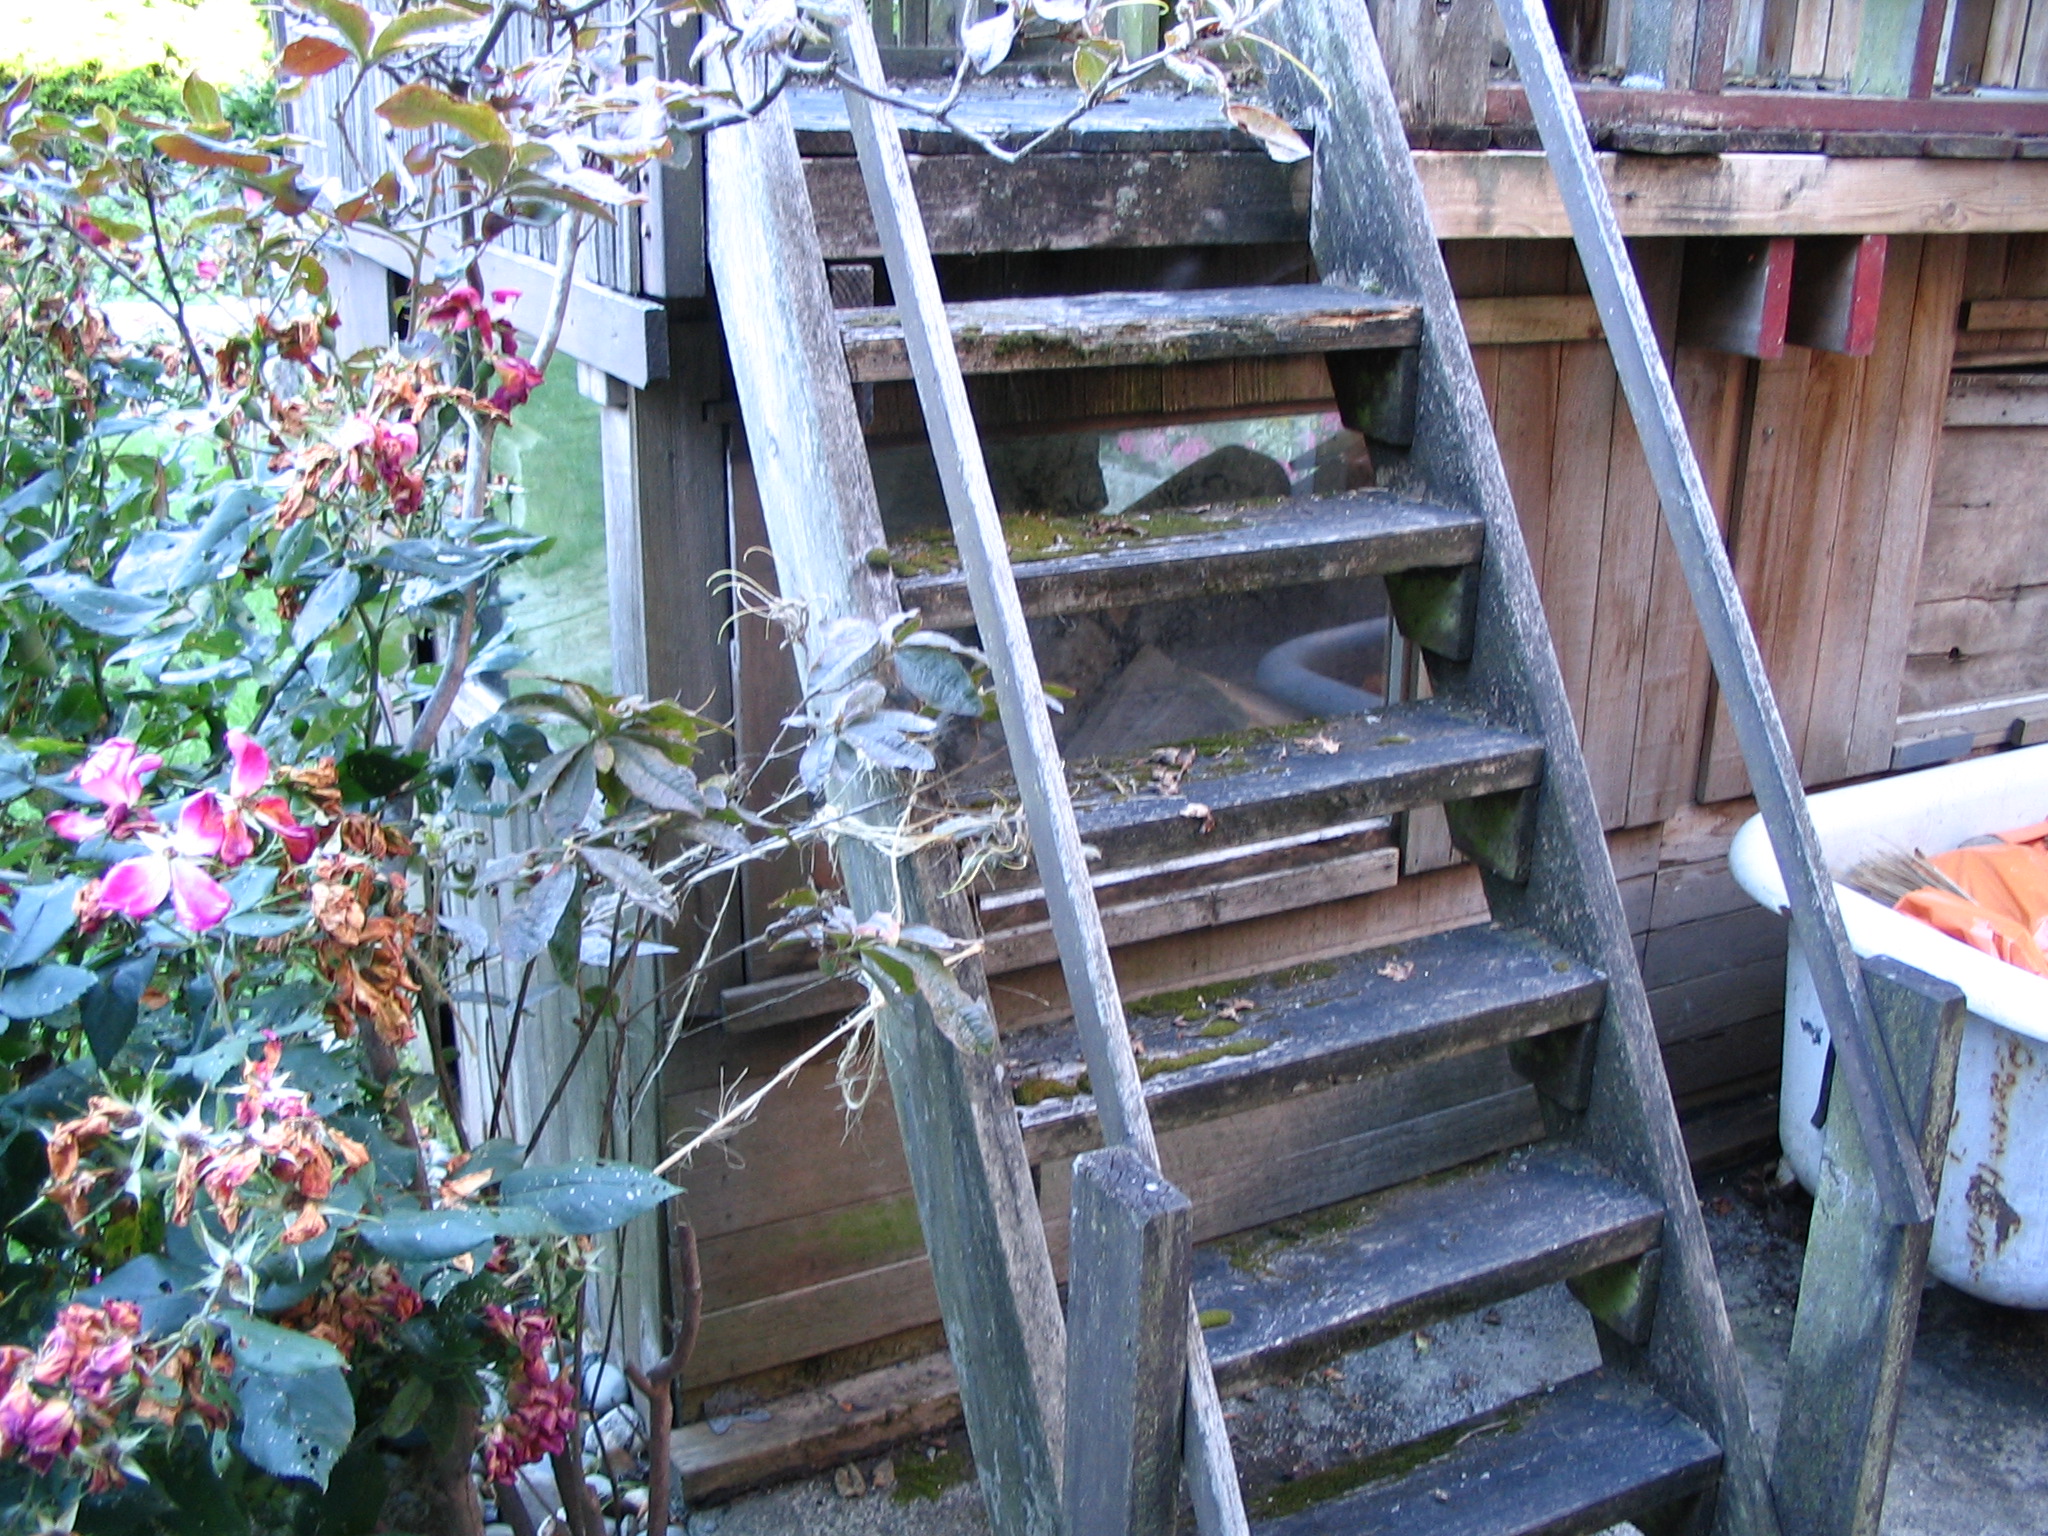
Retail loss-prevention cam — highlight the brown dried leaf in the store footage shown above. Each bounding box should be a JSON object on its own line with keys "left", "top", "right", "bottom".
{"left": 1180, "top": 801, "right": 1215, "bottom": 834}
{"left": 1377, "top": 959, "right": 1415, "bottom": 982}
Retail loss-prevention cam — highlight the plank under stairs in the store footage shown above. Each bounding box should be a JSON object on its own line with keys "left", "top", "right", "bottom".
{"left": 898, "top": 490, "right": 1484, "bottom": 630}
{"left": 1058, "top": 698, "right": 1543, "bottom": 868}
{"left": 838, "top": 282, "right": 1422, "bottom": 381}
{"left": 1198, "top": 1145, "right": 1664, "bottom": 1392}
{"left": 1013, "top": 922, "right": 1606, "bottom": 1161}
{"left": 1253, "top": 1370, "right": 1722, "bottom": 1536}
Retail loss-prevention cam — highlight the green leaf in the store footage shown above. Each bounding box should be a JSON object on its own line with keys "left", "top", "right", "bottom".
{"left": 237, "top": 1363, "right": 354, "bottom": 1489}
{"left": 81, "top": 953, "right": 157, "bottom": 1070}
{"left": 182, "top": 74, "right": 226, "bottom": 131}
{"left": 370, "top": 5, "right": 486, "bottom": 61}
{"left": 0, "top": 963, "right": 97, "bottom": 1020}
{"left": 338, "top": 747, "right": 424, "bottom": 802}
{"left": 357, "top": 1205, "right": 547, "bottom": 1261}
{"left": 895, "top": 645, "right": 981, "bottom": 717}
{"left": 292, "top": 566, "right": 360, "bottom": 650}
{"left": 224, "top": 1315, "right": 347, "bottom": 1374}
{"left": 375, "top": 82, "right": 511, "bottom": 146}
{"left": 497, "top": 863, "right": 576, "bottom": 969}
{"left": 27, "top": 573, "right": 165, "bottom": 637}
{"left": 498, "top": 1159, "right": 679, "bottom": 1235}
{"left": 0, "top": 880, "right": 81, "bottom": 971}
{"left": 578, "top": 845, "right": 676, "bottom": 922}
{"left": 609, "top": 736, "right": 704, "bottom": 813}
{"left": 292, "top": 0, "right": 375, "bottom": 59}
{"left": 540, "top": 743, "right": 598, "bottom": 836}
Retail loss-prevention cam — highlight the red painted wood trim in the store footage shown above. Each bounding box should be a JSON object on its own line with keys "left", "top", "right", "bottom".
{"left": 1844, "top": 233, "right": 1888, "bottom": 354}
{"left": 1759, "top": 235, "right": 1796, "bottom": 359}
{"left": 1909, "top": 0, "right": 1949, "bottom": 100}
{"left": 1487, "top": 84, "right": 2048, "bottom": 134}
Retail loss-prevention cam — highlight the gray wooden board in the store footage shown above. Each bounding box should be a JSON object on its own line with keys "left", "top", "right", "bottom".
{"left": 1255, "top": 1369, "right": 1722, "bottom": 1536}
{"left": 785, "top": 84, "right": 1295, "bottom": 155}
{"left": 1012, "top": 921, "right": 1607, "bottom": 1162}
{"left": 899, "top": 490, "right": 1483, "bottom": 629}
{"left": 1063, "top": 1147, "right": 1193, "bottom": 1536}
{"left": 1774, "top": 958, "right": 1965, "bottom": 1536}
{"left": 703, "top": 83, "right": 1065, "bottom": 1536}
{"left": 806, "top": 151, "right": 1311, "bottom": 260}
{"left": 1196, "top": 1143, "right": 1664, "bottom": 1392}
{"left": 1057, "top": 699, "right": 1544, "bottom": 867}
{"left": 839, "top": 284, "right": 1422, "bottom": 382}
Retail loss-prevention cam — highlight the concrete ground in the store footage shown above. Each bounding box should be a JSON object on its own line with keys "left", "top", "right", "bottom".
{"left": 678, "top": 1160, "right": 2048, "bottom": 1534}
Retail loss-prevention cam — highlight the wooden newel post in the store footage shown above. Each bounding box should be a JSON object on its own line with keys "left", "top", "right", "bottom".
{"left": 1775, "top": 955, "right": 1966, "bottom": 1536}
{"left": 1064, "top": 1146, "right": 1194, "bottom": 1536}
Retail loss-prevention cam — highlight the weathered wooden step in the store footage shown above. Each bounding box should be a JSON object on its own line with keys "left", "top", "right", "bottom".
{"left": 1013, "top": 923, "right": 1605, "bottom": 1161}
{"left": 1060, "top": 699, "right": 1543, "bottom": 870}
{"left": 898, "top": 490, "right": 1484, "bottom": 630}
{"left": 1198, "top": 1145, "right": 1663, "bottom": 1391}
{"left": 839, "top": 282, "right": 1422, "bottom": 383}
{"left": 1251, "top": 1370, "right": 1721, "bottom": 1535}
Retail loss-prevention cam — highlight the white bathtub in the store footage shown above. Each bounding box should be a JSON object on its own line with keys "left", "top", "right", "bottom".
{"left": 1729, "top": 745, "right": 2048, "bottom": 1308}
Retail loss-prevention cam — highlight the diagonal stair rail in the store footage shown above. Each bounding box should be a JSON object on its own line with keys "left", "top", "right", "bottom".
{"left": 828, "top": 13, "right": 1251, "bottom": 1535}
{"left": 1490, "top": 0, "right": 1934, "bottom": 1226}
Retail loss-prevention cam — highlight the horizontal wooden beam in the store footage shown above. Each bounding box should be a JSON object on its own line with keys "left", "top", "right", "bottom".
{"left": 342, "top": 227, "right": 669, "bottom": 386}
{"left": 1946, "top": 372, "right": 2048, "bottom": 425}
{"left": 1962, "top": 297, "right": 2048, "bottom": 330}
{"left": 1459, "top": 293, "right": 1605, "bottom": 343}
{"left": 1489, "top": 83, "right": 2048, "bottom": 135}
{"left": 1417, "top": 150, "right": 2048, "bottom": 238}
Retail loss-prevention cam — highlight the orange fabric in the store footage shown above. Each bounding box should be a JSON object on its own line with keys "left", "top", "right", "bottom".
{"left": 1892, "top": 830, "right": 2048, "bottom": 977}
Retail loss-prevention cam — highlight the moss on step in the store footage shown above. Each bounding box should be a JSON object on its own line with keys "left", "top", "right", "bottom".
{"left": 1198, "top": 1308, "right": 1234, "bottom": 1329}
{"left": 1246, "top": 1412, "right": 1525, "bottom": 1520}
{"left": 1136, "top": 1037, "right": 1272, "bottom": 1081}
{"left": 1197, "top": 1018, "right": 1244, "bottom": 1039}
{"left": 890, "top": 1446, "right": 973, "bottom": 1504}
{"left": 882, "top": 509, "right": 1233, "bottom": 579}
{"left": 1011, "top": 1074, "right": 1083, "bottom": 1107}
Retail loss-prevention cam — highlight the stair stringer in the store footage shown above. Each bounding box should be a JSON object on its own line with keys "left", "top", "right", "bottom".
{"left": 701, "top": 91, "right": 1068, "bottom": 1536}
{"left": 1263, "top": 10, "right": 1780, "bottom": 1536}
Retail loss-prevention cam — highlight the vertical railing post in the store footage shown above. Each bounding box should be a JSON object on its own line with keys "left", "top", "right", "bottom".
{"left": 1776, "top": 957, "right": 1965, "bottom": 1536}
{"left": 1064, "top": 1148, "right": 1194, "bottom": 1536}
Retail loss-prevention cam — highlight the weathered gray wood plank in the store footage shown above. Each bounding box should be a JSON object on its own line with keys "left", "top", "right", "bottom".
{"left": 701, "top": 72, "right": 1066, "bottom": 1536}
{"left": 1197, "top": 1145, "right": 1663, "bottom": 1391}
{"left": 1258, "top": 1370, "right": 1722, "bottom": 1536}
{"left": 1013, "top": 921, "right": 1607, "bottom": 1161}
{"left": 1774, "top": 957, "right": 1965, "bottom": 1536}
{"left": 807, "top": 151, "right": 1310, "bottom": 259}
{"left": 899, "top": 491, "right": 1483, "bottom": 630}
{"left": 840, "top": 284, "right": 1422, "bottom": 382}
{"left": 1059, "top": 699, "right": 1545, "bottom": 869}
{"left": 1063, "top": 1147, "right": 1193, "bottom": 1536}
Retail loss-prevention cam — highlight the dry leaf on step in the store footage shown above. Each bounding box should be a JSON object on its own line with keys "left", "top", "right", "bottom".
{"left": 1181, "top": 802, "right": 1215, "bottom": 834}
{"left": 834, "top": 1464, "right": 867, "bottom": 1498}
{"left": 1377, "top": 959, "right": 1415, "bottom": 982}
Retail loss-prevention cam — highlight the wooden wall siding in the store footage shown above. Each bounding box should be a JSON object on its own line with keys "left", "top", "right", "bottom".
{"left": 1696, "top": 234, "right": 1966, "bottom": 801}
{"left": 1446, "top": 239, "right": 1731, "bottom": 830}
{"left": 1954, "top": 234, "right": 2048, "bottom": 368}
{"left": 1903, "top": 418, "right": 2048, "bottom": 721}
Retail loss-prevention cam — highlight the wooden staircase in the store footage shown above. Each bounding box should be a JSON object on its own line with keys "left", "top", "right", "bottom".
{"left": 698, "top": 5, "right": 1782, "bottom": 1534}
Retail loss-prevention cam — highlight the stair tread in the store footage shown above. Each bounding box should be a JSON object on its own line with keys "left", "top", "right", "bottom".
{"left": 898, "top": 489, "right": 1484, "bottom": 629}
{"left": 1198, "top": 1144, "right": 1664, "bottom": 1390}
{"left": 1053, "top": 698, "right": 1542, "bottom": 868}
{"left": 1253, "top": 1370, "right": 1721, "bottom": 1536}
{"left": 840, "top": 282, "right": 1422, "bottom": 382}
{"left": 1014, "top": 922, "right": 1605, "bottom": 1160}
